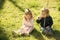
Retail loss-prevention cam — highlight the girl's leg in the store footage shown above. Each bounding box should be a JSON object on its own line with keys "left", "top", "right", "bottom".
{"left": 26, "top": 27, "right": 33, "bottom": 35}
{"left": 12, "top": 28, "right": 24, "bottom": 35}
{"left": 12, "top": 30, "right": 18, "bottom": 34}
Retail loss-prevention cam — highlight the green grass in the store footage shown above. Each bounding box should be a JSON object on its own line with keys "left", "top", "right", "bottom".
{"left": 0, "top": 0, "right": 60, "bottom": 40}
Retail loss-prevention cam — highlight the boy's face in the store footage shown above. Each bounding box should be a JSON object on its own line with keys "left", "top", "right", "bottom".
{"left": 41, "top": 11, "right": 47, "bottom": 18}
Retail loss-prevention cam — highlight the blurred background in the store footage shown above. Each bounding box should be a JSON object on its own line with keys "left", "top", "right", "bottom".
{"left": 0, "top": 0, "right": 60, "bottom": 40}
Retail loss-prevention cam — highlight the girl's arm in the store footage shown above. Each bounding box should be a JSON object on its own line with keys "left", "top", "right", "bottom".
{"left": 23, "top": 19, "right": 33, "bottom": 27}
{"left": 28, "top": 20, "right": 33, "bottom": 27}
{"left": 26, "top": 19, "right": 33, "bottom": 27}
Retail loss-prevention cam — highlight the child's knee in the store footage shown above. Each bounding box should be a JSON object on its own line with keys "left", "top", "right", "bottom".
{"left": 46, "top": 27, "right": 52, "bottom": 31}
{"left": 41, "top": 27, "right": 45, "bottom": 31}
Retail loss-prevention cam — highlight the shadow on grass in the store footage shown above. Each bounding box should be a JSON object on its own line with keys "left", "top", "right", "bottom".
{"left": 31, "top": 28, "right": 45, "bottom": 40}
{"left": 45, "top": 30, "right": 60, "bottom": 40}
{"left": 53, "top": 30, "right": 60, "bottom": 40}
{"left": 0, "top": 27, "right": 9, "bottom": 40}
{"left": 12, "top": 28, "right": 44, "bottom": 40}
{"left": 58, "top": 7, "right": 60, "bottom": 11}
{"left": 9, "top": 0, "right": 24, "bottom": 12}
{"left": 0, "top": 0, "right": 5, "bottom": 10}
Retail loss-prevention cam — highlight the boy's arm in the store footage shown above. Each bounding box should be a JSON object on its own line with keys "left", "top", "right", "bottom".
{"left": 47, "top": 17, "right": 53, "bottom": 27}
{"left": 36, "top": 17, "right": 42, "bottom": 24}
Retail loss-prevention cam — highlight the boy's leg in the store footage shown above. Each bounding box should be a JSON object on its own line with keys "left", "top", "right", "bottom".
{"left": 41, "top": 27, "right": 45, "bottom": 31}
{"left": 41, "top": 27, "right": 47, "bottom": 34}
{"left": 46, "top": 27, "right": 53, "bottom": 35}
{"left": 41, "top": 27, "right": 51, "bottom": 35}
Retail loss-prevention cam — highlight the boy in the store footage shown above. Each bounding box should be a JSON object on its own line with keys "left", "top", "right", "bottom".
{"left": 36, "top": 8, "right": 53, "bottom": 35}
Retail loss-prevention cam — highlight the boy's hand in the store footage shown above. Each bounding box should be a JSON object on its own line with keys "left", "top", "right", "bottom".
{"left": 46, "top": 26, "right": 50, "bottom": 29}
{"left": 40, "top": 14, "right": 44, "bottom": 18}
{"left": 40, "top": 13, "right": 47, "bottom": 18}
{"left": 37, "top": 14, "right": 44, "bottom": 20}
{"left": 37, "top": 17, "right": 41, "bottom": 20}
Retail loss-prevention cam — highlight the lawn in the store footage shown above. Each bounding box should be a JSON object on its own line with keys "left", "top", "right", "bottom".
{"left": 0, "top": 0, "right": 60, "bottom": 40}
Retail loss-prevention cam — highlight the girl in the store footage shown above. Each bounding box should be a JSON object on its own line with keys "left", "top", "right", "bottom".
{"left": 13, "top": 9, "right": 34, "bottom": 35}
{"left": 36, "top": 8, "right": 53, "bottom": 35}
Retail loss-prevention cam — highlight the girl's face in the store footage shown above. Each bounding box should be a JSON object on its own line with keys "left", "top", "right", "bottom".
{"left": 25, "top": 14, "right": 32, "bottom": 20}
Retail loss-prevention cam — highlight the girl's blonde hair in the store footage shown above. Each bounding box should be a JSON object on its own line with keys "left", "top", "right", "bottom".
{"left": 24, "top": 9, "right": 33, "bottom": 20}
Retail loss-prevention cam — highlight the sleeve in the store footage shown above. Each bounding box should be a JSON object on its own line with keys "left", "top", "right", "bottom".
{"left": 36, "top": 17, "right": 42, "bottom": 24}
{"left": 49, "top": 17, "right": 53, "bottom": 27}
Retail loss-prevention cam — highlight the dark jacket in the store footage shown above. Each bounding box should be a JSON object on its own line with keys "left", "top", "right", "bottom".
{"left": 36, "top": 16, "right": 53, "bottom": 28}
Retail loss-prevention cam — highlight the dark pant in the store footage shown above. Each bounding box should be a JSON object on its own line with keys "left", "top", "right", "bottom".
{"left": 41, "top": 27, "right": 53, "bottom": 35}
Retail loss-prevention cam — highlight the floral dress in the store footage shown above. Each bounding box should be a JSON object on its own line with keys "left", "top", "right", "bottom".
{"left": 15, "top": 19, "right": 34, "bottom": 35}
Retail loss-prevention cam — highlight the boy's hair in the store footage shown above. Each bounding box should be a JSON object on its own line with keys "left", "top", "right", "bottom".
{"left": 42, "top": 8, "right": 49, "bottom": 14}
